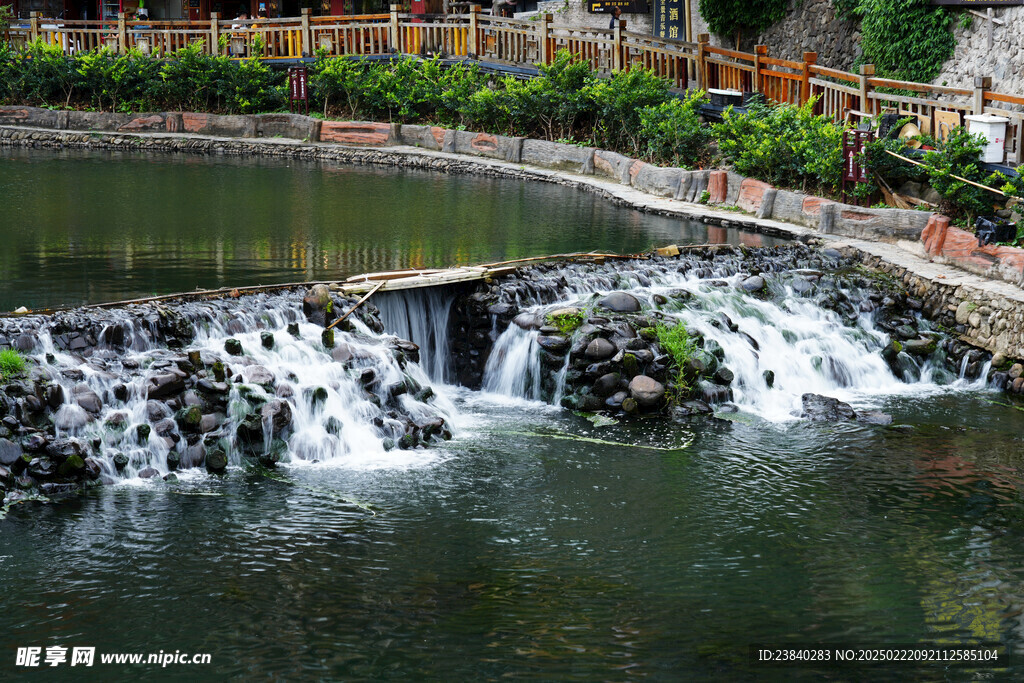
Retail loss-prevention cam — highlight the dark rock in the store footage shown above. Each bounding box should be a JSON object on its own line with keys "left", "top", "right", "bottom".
{"left": 322, "top": 328, "right": 335, "bottom": 348}
{"left": 205, "top": 448, "right": 228, "bottom": 473}
{"left": 261, "top": 399, "right": 292, "bottom": 436}
{"left": 628, "top": 375, "right": 665, "bottom": 408}
{"left": 398, "top": 433, "right": 418, "bottom": 450}
{"left": 136, "top": 424, "right": 151, "bottom": 444}
{"left": 537, "top": 335, "right": 570, "bottom": 353}
{"left": 196, "top": 379, "right": 229, "bottom": 395}
{"left": 698, "top": 380, "right": 732, "bottom": 404}
{"left": 605, "top": 391, "right": 627, "bottom": 409}
{"left": 670, "top": 400, "right": 713, "bottom": 419}
{"left": 113, "top": 452, "right": 129, "bottom": 471}
{"left": 585, "top": 338, "right": 617, "bottom": 361}
{"left": 112, "top": 383, "right": 129, "bottom": 402}
{"left": 598, "top": 292, "right": 641, "bottom": 313}
{"left": 72, "top": 384, "right": 103, "bottom": 414}
{"left": 903, "top": 338, "right": 937, "bottom": 356}
{"left": 0, "top": 438, "right": 22, "bottom": 466}
{"left": 593, "top": 372, "right": 622, "bottom": 397}
{"left": 146, "top": 373, "right": 185, "bottom": 399}
{"left": 261, "top": 332, "right": 275, "bottom": 349}
{"left": 166, "top": 451, "right": 181, "bottom": 471}
{"left": 325, "top": 417, "right": 342, "bottom": 436}
{"left": 138, "top": 467, "right": 159, "bottom": 479}
{"left": 83, "top": 457, "right": 102, "bottom": 479}
{"left": 45, "top": 384, "right": 65, "bottom": 408}
{"left": 713, "top": 367, "right": 734, "bottom": 386}
{"left": 224, "top": 338, "right": 243, "bottom": 356}
{"left": 513, "top": 313, "right": 544, "bottom": 330}
{"left": 621, "top": 397, "right": 638, "bottom": 414}
{"left": 45, "top": 438, "right": 85, "bottom": 463}
{"left": 212, "top": 361, "right": 226, "bottom": 382}
{"left": 175, "top": 405, "right": 202, "bottom": 432}
{"left": 163, "top": 473, "right": 178, "bottom": 482}
{"left": 762, "top": 369, "right": 775, "bottom": 388}
{"left": 58, "top": 454, "right": 86, "bottom": 477}
{"left": 242, "top": 365, "right": 275, "bottom": 387}
{"left": 28, "top": 457, "right": 55, "bottom": 478}
{"left": 287, "top": 322, "right": 301, "bottom": 337}
{"left": 800, "top": 393, "right": 856, "bottom": 421}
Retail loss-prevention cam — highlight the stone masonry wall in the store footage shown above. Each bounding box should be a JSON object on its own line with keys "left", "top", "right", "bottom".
{"left": 745, "top": 0, "right": 861, "bottom": 70}
{"left": 930, "top": 6, "right": 1024, "bottom": 95}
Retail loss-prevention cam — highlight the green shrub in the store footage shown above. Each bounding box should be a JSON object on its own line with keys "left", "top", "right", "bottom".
{"left": 714, "top": 96, "right": 846, "bottom": 194}
{"left": 920, "top": 126, "right": 994, "bottom": 223}
{"left": 546, "top": 310, "right": 585, "bottom": 335}
{"left": 857, "top": 0, "right": 955, "bottom": 84}
{"left": 0, "top": 349, "right": 25, "bottom": 379}
{"left": 698, "top": 0, "right": 789, "bottom": 38}
{"left": 637, "top": 90, "right": 712, "bottom": 168}
{"left": 656, "top": 322, "right": 698, "bottom": 383}
{"left": 589, "top": 66, "right": 673, "bottom": 154}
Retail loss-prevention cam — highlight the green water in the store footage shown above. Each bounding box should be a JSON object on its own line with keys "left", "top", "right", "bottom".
{"left": 0, "top": 148, "right": 775, "bottom": 312}
{"left": 2, "top": 392, "right": 1024, "bottom": 679}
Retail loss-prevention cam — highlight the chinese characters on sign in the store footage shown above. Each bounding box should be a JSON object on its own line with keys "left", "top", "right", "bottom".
{"left": 652, "top": 0, "right": 685, "bottom": 41}
{"left": 841, "top": 129, "right": 874, "bottom": 204}
{"left": 587, "top": 1, "right": 651, "bottom": 14}
{"left": 17, "top": 647, "right": 95, "bottom": 667}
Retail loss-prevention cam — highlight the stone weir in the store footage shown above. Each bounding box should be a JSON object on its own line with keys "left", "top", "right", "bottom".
{"left": 382, "top": 243, "right": 1000, "bottom": 422}
{"left": 0, "top": 243, "right": 1012, "bottom": 502}
{"left": 0, "top": 288, "right": 454, "bottom": 501}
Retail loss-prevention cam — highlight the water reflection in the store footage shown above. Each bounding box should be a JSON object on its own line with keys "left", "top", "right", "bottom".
{"left": 0, "top": 149, "right": 783, "bottom": 311}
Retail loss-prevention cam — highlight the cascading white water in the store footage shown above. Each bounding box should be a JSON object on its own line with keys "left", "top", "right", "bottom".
{"left": 24, "top": 296, "right": 457, "bottom": 480}
{"left": 375, "top": 288, "right": 455, "bottom": 382}
{"left": 482, "top": 326, "right": 542, "bottom": 400}
{"left": 480, "top": 266, "right": 987, "bottom": 421}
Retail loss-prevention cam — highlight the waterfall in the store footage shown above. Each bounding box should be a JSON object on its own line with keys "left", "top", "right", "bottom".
{"left": 375, "top": 288, "right": 455, "bottom": 383}
{"left": 15, "top": 292, "right": 455, "bottom": 480}
{"left": 482, "top": 326, "right": 543, "bottom": 400}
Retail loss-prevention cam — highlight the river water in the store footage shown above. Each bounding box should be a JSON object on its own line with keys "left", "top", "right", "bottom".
{"left": 0, "top": 148, "right": 775, "bottom": 312}
{"left": 2, "top": 149, "right": 1024, "bottom": 679}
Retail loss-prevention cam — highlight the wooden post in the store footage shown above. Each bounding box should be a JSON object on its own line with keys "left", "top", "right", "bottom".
{"left": 859, "top": 63, "right": 875, "bottom": 115}
{"left": 117, "top": 12, "right": 127, "bottom": 55}
{"left": 300, "top": 8, "right": 311, "bottom": 57}
{"left": 800, "top": 51, "right": 817, "bottom": 105}
{"left": 389, "top": 4, "right": 400, "bottom": 54}
{"left": 29, "top": 12, "right": 39, "bottom": 42}
{"left": 210, "top": 12, "right": 220, "bottom": 55}
{"left": 538, "top": 12, "right": 551, "bottom": 65}
{"left": 753, "top": 44, "right": 767, "bottom": 94}
{"left": 697, "top": 33, "right": 709, "bottom": 92}
{"left": 987, "top": 7, "right": 994, "bottom": 49}
{"left": 974, "top": 75, "right": 991, "bottom": 115}
{"left": 612, "top": 19, "right": 624, "bottom": 72}
{"left": 468, "top": 4, "right": 479, "bottom": 58}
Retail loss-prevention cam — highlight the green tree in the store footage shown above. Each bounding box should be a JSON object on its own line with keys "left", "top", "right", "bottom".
{"left": 698, "top": 0, "right": 789, "bottom": 40}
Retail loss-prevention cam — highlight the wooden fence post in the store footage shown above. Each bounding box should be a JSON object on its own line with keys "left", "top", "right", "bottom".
{"left": 117, "top": 12, "right": 127, "bottom": 55}
{"left": 300, "top": 8, "right": 311, "bottom": 57}
{"left": 538, "top": 12, "right": 551, "bottom": 65}
{"left": 210, "top": 12, "right": 220, "bottom": 55}
{"left": 800, "top": 51, "right": 817, "bottom": 105}
{"left": 389, "top": 4, "right": 400, "bottom": 54}
{"left": 29, "top": 12, "right": 39, "bottom": 42}
{"left": 859, "top": 63, "right": 875, "bottom": 114}
{"left": 696, "top": 33, "right": 709, "bottom": 91}
{"left": 613, "top": 19, "right": 624, "bottom": 71}
{"left": 468, "top": 4, "right": 479, "bottom": 58}
{"left": 753, "top": 44, "right": 767, "bottom": 94}
{"left": 973, "top": 75, "right": 991, "bottom": 115}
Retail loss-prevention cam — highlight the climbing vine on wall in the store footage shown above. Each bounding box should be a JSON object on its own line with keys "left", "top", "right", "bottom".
{"left": 697, "top": 0, "right": 790, "bottom": 39}
{"left": 837, "top": 0, "right": 956, "bottom": 83}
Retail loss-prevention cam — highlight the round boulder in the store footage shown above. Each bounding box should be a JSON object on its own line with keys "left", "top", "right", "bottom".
{"left": 597, "top": 292, "right": 641, "bottom": 313}
{"left": 584, "top": 338, "right": 616, "bottom": 361}
{"left": 628, "top": 375, "right": 665, "bottom": 408}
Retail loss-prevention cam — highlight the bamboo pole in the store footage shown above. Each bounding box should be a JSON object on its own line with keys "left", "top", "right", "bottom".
{"left": 883, "top": 149, "right": 1008, "bottom": 197}
{"left": 326, "top": 281, "right": 385, "bottom": 330}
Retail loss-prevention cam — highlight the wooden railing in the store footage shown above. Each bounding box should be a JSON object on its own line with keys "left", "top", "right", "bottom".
{"left": 6, "top": 4, "right": 1024, "bottom": 165}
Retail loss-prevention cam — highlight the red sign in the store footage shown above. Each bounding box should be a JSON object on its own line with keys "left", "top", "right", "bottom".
{"left": 289, "top": 67, "right": 309, "bottom": 115}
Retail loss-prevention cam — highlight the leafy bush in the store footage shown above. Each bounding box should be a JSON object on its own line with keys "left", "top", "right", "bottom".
{"left": 637, "top": 91, "right": 713, "bottom": 168}
{"left": 856, "top": 0, "right": 956, "bottom": 83}
{"left": 920, "top": 126, "right": 995, "bottom": 223}
{"left": 656, "top": 322, "right": 698, "bottom": 387}
{"left": 714, "top": 96, "right": 846, "bottom": 194}
{"left": 0, "top": 349, "right": 25, "bottom": 379}
{"left": 590, "top": 66, "right": 673, "bottom": 154}
{"left": 698, "top": 0, "right": 789, "bottom": 38}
